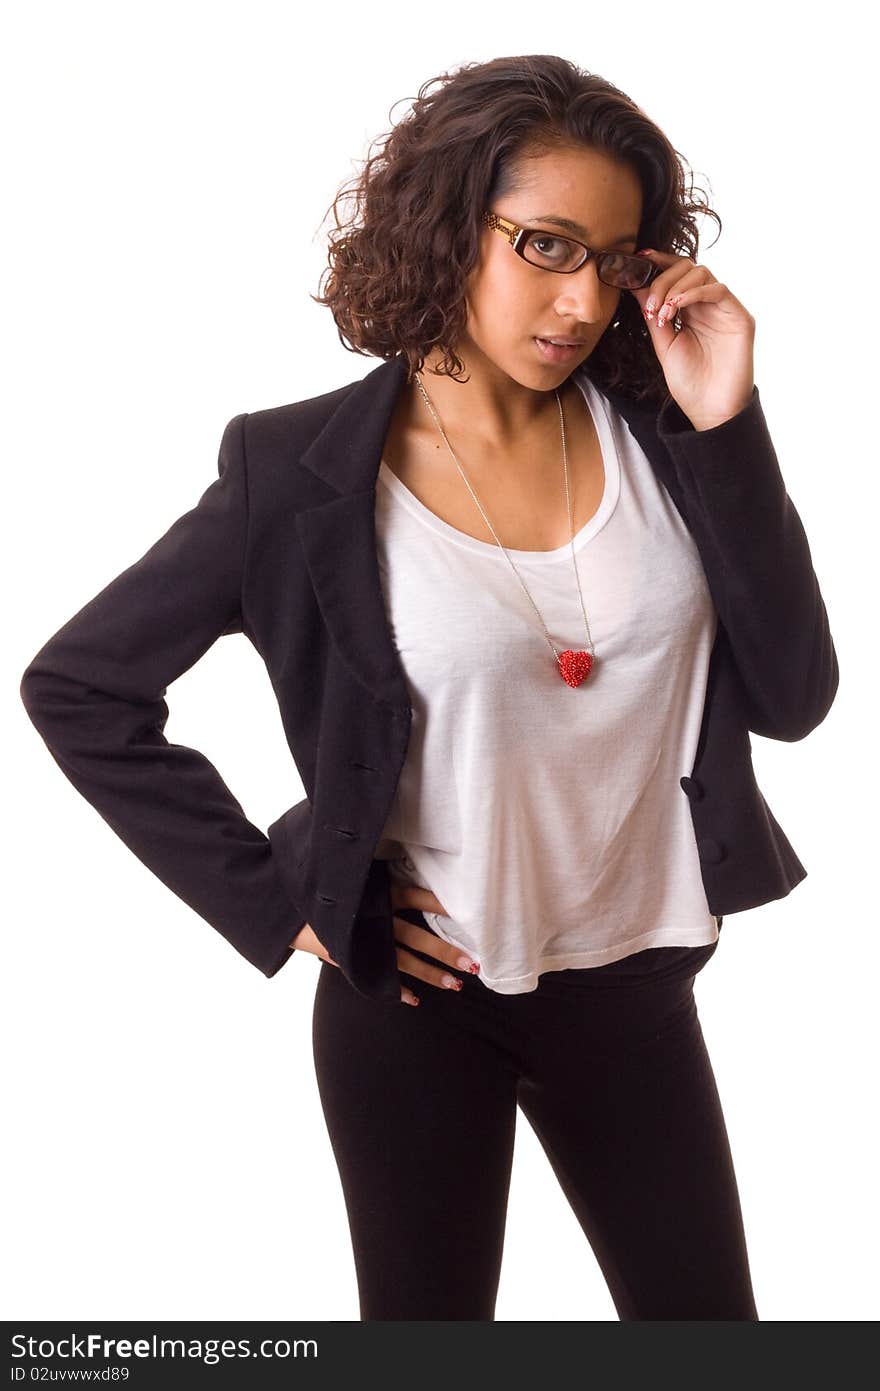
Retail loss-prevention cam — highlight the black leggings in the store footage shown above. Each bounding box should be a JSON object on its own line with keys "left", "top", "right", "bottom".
{"left": 312, "top": 913, "right": 758, "bottom": 1321}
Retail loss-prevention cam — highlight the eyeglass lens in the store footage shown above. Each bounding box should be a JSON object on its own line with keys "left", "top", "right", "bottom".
{"left": 521, "top": 230, "right": 653, "bottom": 288}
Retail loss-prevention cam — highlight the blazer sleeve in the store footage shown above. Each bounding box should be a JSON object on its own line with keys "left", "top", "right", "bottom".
{"left": 656, "top": 386, "right": 840, "bottom": 742}
{"left": 19, "top": 412, "right": 309, "bottom": 978}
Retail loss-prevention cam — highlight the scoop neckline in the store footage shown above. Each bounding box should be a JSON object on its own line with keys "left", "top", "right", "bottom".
{"left": 376, "top": 369, "right": 620, "bottom": 563}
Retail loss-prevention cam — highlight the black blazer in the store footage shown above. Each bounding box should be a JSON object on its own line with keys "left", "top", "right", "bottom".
{"left": 20, "top": 355, "right": 840, "bottom": 1000}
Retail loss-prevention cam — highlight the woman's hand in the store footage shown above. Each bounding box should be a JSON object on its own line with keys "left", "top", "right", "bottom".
{"left": 388, "top": 881, "right": 480, "bottom": 1006}
{"left": 629, "top": 249, "right": 756, "bottom": 432}
{"left": 289, "top": 885, "right": 479, "bottom": 1007}
{"left": 290, "top": 921, "right": 340, "bottom": 967}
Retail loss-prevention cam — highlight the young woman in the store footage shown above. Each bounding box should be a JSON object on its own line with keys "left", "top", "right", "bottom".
{"left": 20, "top": 55, "right": 839, "bottom": 1321}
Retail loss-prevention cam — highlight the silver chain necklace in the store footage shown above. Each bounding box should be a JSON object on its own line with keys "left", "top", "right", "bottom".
{"left": 413, "top": 371, "right": 596, "bottom": 687}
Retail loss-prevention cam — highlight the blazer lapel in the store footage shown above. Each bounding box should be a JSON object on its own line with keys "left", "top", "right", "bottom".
{"left": 295, "top": 356, "right": 413, "bottom": 713}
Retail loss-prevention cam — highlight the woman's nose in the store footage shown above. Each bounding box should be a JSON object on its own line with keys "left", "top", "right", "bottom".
{"left": 553, "top": 264, "right": 609, "bottom": 321}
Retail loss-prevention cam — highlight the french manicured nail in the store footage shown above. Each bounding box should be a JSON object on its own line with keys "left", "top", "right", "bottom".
{"left": 645, "top": 296, "right": 658, "bottom": 317}
{"left": 456, "top": 954, "right": 477, "bottom": 971}
{"left": 441, "top": 974, "right": 462, "bottom": 990}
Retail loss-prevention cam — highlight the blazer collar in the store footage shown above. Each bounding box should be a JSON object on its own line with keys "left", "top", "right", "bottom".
{"left": 298, "top": 355, "right": 409, "bottom": 497}
{"left": 293, "top": 355, "right": 678, "bottom": 713}
{"left": 297, "top": 354, "right": 664, "bottom": 496}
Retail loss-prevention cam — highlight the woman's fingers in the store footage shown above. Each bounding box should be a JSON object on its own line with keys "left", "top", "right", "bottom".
{"left": 393, "top": 916, "right": 479, "bottom": 975}
{"left": 390, "top": 881, "right": 448, "bottom": 918}
{"left": 388, "top": 880, "right": 481, "bottom": 1005}
{"left": 395, "top": 942, "right": 466, "bottom": 994}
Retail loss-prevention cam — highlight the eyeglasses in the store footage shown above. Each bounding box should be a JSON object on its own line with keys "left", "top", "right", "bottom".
{"left": 481, "top": 210, "right": 659, "bottom": 290}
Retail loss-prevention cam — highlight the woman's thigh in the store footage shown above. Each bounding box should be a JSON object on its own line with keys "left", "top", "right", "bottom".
{"left": 515, "top": 972, "right": 759, "bottom": 1320}
{"left": 311, "top": 958, "right": 519, "bottom": 1320}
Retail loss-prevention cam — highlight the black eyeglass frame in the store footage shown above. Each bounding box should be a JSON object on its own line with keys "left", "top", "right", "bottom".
{"left": 481, "top": 210, "right": 660, "bottom": 289}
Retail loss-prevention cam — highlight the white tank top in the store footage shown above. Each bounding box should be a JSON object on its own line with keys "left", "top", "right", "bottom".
{"left": 374, "top": 367, "right": 720, "bottom": 993}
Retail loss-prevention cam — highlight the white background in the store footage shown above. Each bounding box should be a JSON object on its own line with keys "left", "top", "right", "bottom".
{"left": 4, "top": 0, "right": 874, "bottom": 1322}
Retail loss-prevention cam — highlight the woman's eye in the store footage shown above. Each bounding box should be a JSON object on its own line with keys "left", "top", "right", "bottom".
{"left": 530, "top": 235, "right": 564, "bottom": 256}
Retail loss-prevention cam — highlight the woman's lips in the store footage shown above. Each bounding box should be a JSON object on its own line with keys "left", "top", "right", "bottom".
{"left": 534, "top": 337, "right": 584, "bottom": 363}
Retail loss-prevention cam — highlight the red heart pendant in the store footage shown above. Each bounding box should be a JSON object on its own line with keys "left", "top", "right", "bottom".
{"left": 557, "top": 650, "right": 593, "bottom": 687}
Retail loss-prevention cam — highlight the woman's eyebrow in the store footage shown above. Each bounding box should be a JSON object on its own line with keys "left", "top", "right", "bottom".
{"left": 532, "top": 214, "right": 639, "bottom": 245}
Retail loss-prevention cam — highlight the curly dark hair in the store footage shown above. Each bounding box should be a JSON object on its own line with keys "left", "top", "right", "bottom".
{"left": 311, "top": 54, "right": 721, "bottom": 407}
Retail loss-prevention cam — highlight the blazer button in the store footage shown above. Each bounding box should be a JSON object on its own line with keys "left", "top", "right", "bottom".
{"left": 680, "top": 775, "right": 705, "bottom": 800}
{"left": 697, "top": 837, "right": 726, "bottom": 864}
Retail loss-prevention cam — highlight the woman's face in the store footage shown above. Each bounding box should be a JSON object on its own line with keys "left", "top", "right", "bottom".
{"left": 462, "top": 144, "right": 644, "bottom": 389}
